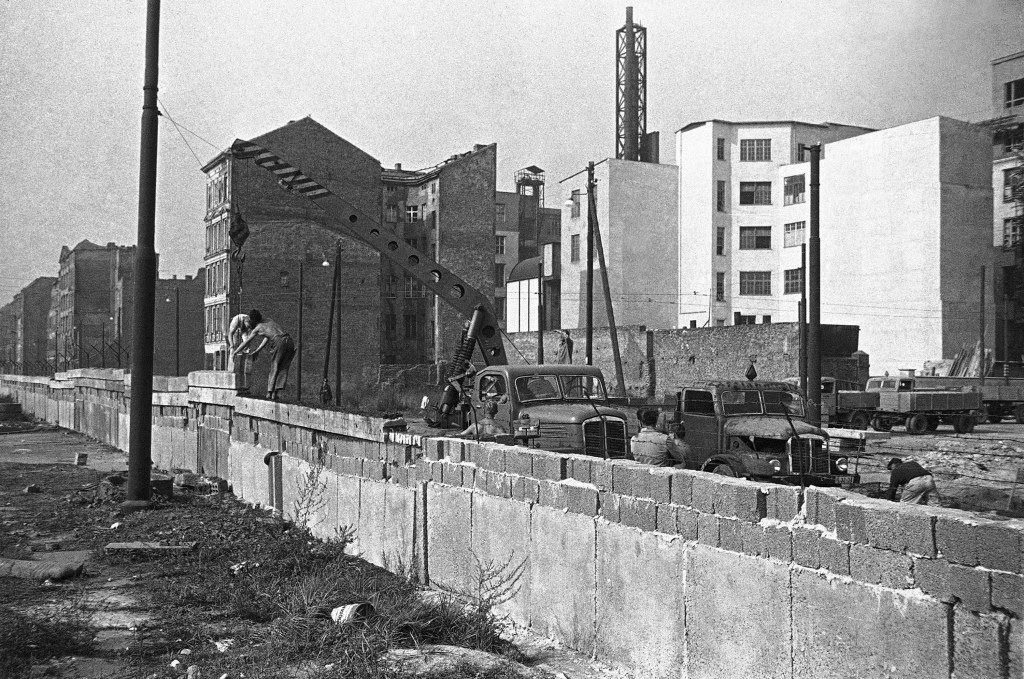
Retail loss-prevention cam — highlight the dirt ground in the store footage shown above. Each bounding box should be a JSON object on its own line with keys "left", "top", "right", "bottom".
{"left": 0, "top": 428, "right": 629, "bottom": 679}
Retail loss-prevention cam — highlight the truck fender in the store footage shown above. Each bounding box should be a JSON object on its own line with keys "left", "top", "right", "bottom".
{"left": 701, "top": 454, "right": 755, "bottom": 478}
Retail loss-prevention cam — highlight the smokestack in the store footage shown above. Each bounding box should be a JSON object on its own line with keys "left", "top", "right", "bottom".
{"left": 616, "top": 7, "right": 647, "bottom": 162}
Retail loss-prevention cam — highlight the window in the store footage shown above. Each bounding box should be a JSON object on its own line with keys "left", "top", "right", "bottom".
{"left": 570, "top": 234, "right": 580, "bottom": 262}
{"left": 683, "top": 389, "right": 715, "bottom": 415}
{"left": 784, "top": 221, "right": 806, "bottom": 248}
{"left": 1006, "top": 78, "right": 1024, "bottom": 109}
{"left": 762, "top": 315, "right": 772, "bottom": 324}
{"left": 783, "top": 175, "right": 806, "bottom": 205}
{"left": 784, "top": 268, "right": 803, "bottom": 294}
{"left": 739, "top": 226, "right": 772, "bottom": 250}
{"left": 1004, "top": 218, "right": 1021, "bottom": 249}
{"left": 739, "top": 182, "right": 772, "bottom": 205}
{"left": 734, "top": 313, "right": 756, "bottom": 325}
{"left": 495, "top": 235, "right": 506, "bottom": 255}
{"left": 385, "top": 205, "right": 398, "bottom": 222}
{"left": 384, "top": 275, "right": 397, "bottom": 299}
{"left": 716, "top": 180, "right": 726, "bottom": 212}
{"left": 279, "top": 270, "right": 289, "bottom": 288}
{"left": 405, "top": 205, "right": 420, "bottom": 222}
{"left": 739, "top": 271, "right": 771, "bottom": 296}
{"left": 797, "top": 144, "right": 822, "bottom": 162}
{"left": 715, "top": 272, "right": 725, "bottom": 301}
{"left": 740, "top": 139, "right": 771, "bottom": 161}
{"left": 570, "top": 190, "right": 581, "bottom": 219}
{"left": 716, "top": 227, "right": 725, "bottom": 255}
{"left": 404, "top": 314, "right": 418, "bottom": 339}
{"left": 404, "top": 276, "right": 424, "bottom": 298}
{"left": 382, "top": 313, "right": 396, "bottom": 337}
{"left": 1004, "top": 168, "right": 1022, "bottom": 202}
{"left": 1004, "top": 127, "right": 1024, "bottom": 154}
{"left": 715, "top": 318, "right": 726, "bottom": 327}
{"left": 496, "top": 204, "right": 506, "bottom": 223}
{"left": 716, "top": 137, "right": 725, "bottom": 160}
{"left": 495, "top": 263, "right": 505, "bottom": 286}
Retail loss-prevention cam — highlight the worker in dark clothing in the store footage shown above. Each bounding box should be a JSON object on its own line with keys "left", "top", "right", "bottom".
{"left": 230, "top": 309, "right": 295, "bottom": 401}
{"left": 887, "top": 458, "right": 936, "bottom": 504}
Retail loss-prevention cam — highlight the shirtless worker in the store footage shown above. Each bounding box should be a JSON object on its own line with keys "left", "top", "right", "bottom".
{"left": 227, "top": 313, "right": 254, "bottom": 391}
{"left": 230, "top": 310, "right": 296, "bottom": 401}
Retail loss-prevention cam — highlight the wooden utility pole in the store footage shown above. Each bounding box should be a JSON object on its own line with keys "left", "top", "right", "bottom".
{"left": 807, "top": 144, "right": 822, "bottom": 426}
{"left": 586, "top": 162, "right": 595, "bottom": 365}
{"left": 980, "top": 265, "right": 987, "bottom": 385}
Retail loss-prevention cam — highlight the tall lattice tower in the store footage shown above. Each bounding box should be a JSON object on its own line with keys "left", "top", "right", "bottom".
{"left": 615, "top": 7, "right": 647, "bottom": 162}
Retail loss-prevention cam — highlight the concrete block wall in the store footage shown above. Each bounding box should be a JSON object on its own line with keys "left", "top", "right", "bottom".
{"left": 1, "top": 370, "right": 1019, "bottom": 678}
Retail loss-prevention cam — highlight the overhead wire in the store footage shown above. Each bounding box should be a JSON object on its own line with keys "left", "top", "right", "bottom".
{"left": 157, "top": 98, "right": 204, "bottom": 168}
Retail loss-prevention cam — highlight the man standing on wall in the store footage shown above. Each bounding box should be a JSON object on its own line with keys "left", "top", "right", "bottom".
{"left": 227, "top": 313, "right": 253, "bottom": 392}
{"left": 230, "top": 310, "right": 296, "bottom": 401}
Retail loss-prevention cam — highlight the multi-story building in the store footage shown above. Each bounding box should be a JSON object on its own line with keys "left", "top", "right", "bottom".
{"left": 379, "top": 144, "right": 497, "bottom": 365}
{"left": 10, "top": 277, "right": 57, "bottom": 374}
{"left": 0, "top": 301, "right": 16, "bottom": 371}
{"left": 677, "top": 117, "right": 994, "bottom": 374}
{"left": 558, "top": 158, "right": 678, "bottom": 332}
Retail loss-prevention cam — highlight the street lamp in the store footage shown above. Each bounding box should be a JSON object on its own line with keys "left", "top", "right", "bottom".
{"left": 165, "top": 286, "right": 179, "bottom": 376}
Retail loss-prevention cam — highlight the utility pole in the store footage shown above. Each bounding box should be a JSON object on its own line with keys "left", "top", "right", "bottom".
{"left": 537, "top": 259, "right": 545, "bottom": 364}
{"left": 124, "top": 0, "right": 161, "bottom": 511}
{"left": 586, "top": 162, "right": 595, "bottom": 365}
{"left": 980, "top": 265, "right": 987, "bottom": 385}
{"left": 591, "top": 197, "right": 627, "bottom": 397}
{"left": 799, "top": 244, "right": 807, "bottom": 400}
{"left": 297, "top": 261, "right": 303, "bottom": 400}
{"left": 807, "top": 144, "right": 822, "bottom": 426}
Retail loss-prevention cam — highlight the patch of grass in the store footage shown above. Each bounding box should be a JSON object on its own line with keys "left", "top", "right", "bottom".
{"left": 0, "top": 598, "right": 95, "bottom": 677}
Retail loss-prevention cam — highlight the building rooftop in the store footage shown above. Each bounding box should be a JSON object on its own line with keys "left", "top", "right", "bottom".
{"left": 676, "top": 119, "right": 875, "bottom": 134}
{"left": 993, "top": 50, "right": 1024, "bottom": 65}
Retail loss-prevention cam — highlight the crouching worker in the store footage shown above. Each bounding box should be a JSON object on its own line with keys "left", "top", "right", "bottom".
{"left": 230, "top": 309, "right": 295, "bottom": 401}
{"left": 457, "top": 401, "right": 508, "bottom": 440}
{"left": 887, "top": 458, "right": 936, "bottom": 504}
{"left": 630, "top": 408, "right": 691, "bottom": 467}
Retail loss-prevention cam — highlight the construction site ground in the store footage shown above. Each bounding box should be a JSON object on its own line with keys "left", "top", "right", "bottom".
{"left": 0, "top": 427, "right": 628, "bottom": 679}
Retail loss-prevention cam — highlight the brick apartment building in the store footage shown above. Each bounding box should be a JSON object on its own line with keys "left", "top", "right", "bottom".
{"left": 201, "top": 117, "right": 498, "bottom": 401}
{"left": 9, "top": 277, "right": 57, "bottom": 374}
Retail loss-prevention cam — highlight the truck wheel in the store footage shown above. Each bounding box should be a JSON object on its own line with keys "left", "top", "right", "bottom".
{"left": 849, "top": 411, "right": 870, "bottom": 430}
{"left": 905, "top": 414, "right": 929, "bottom": 435}
{"left": 870, "top": 416, "right": 892, "bottom": 432}
{"left": 711, "top": 462, "right": 738, "bottom": 477}
{"left": 953, "top": 415, "right": 975, "bottom": 434}
{"left": 925, "top": 416, "right": 939, "bottom": 432}
{"left": 1015, "top": 404, "right": 1024, "bottom": 424}
{"left": 988, "top": 414, "right": 1003, "bottom": 424}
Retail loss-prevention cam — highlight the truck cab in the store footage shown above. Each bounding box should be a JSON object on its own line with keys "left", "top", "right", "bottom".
{"left": 466, "top": 365, "right": 630, "bottom": 458}
{"left": 675, "top": 380, "right": 858, "bottom": 486}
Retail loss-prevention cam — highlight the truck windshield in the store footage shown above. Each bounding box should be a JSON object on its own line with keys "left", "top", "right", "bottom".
{"left": 721, "top": 389, "right": 763, "bottom": 415}
{"left": 764, "top": 390, "right": 805, "bottom": 416}
{"left": 515, "top": 375, "right": 561, "bottom": 402}
{"left": 558, "top": 375, "right": 607, "bottom": 400}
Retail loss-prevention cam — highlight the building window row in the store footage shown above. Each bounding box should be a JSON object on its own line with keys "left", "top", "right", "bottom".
{"left": 784, "top": 221, "right": 806, "bottom": 248}
{"left": 205, "top": 259, "right": 228, "bottom": 297}
{"left": 206, "top": 217, "right": 230, "bottom": 256}
{"left": 739, "top": 271, "right": 771, "bottom": 296}
{"left": 205, "top": 303, "right": 227, "bottom": 342}
{"left": 1004, "top": 127, "right": 1024, "bottom": 154}
{"left": 740, "top": 139, "right": 771, "bottom": 162}
{"left": 739, "top": 226, "right": 771, "bottom": 250}
{"left": 784, "top": 267, "right": 803, "bottom": 295}
{"left": 739, "top": 181, "right": 772, "bottom": 206}
{"left": 783, "top": 174, "right": 806, "bottom": 205}
{"left": 496, "top": 235, "right": 506, "bottom": 255}
{"left": 1004, "top": 168, "right": 1022, "bottom": 203}
{"left": 1006, "top": 78, "right": 1024, "bottom": 109}
{"left": 1004, "top": 217, "right": 1021, "bottom": 249}
{"left": 716, "top": 180, "right": 726, "bottom": 212}
{"left": 406, "top": 205, "right": 421, "bottom": 222}
{"left": 206, "top": 165, "right": 228, "bottom": 213}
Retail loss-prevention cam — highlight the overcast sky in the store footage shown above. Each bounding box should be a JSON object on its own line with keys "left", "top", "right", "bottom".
{"left": 0, "top": 0, "right": 1021, "bottom": 300}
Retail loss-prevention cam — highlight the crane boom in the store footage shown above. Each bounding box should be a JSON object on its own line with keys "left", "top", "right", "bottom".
{"left": 229, "top": 139, "right": 507, "bottom": 368}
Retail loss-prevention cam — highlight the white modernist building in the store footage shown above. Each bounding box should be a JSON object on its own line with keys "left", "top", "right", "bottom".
{"left": 677, "top": 117, "right": 996, "bottom": 374}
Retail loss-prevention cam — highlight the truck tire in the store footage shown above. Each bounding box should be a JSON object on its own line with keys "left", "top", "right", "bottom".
{"left": 870, "top": 416, "right": 892, "bottom": 432}
{"left": 1016, "top": 404, "right": 1024, "bottom": 424}
{"left": 925, "top": 416, "right": 939, "bottom": 432}
{"left": 953, "top": 414, "right": 975, "bottom": 434}
{"left": 905, "top": 414, "right": 929, "bottom": 435}
{"left": 711, "top": 462, "right": 739, "bottom": 477}
{"left": 848, "top": 411, "right": 870, "bottom": 430}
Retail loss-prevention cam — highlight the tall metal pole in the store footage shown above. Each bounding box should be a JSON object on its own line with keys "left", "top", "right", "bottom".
{"left": 537, "top": 260, "right": 545, "bottom": 364}
{"left": 980, "top": 265, "right": 987, "bottom": 384}
{"left": 334, "top": 242, "right": 342, "bottom": 406}
{"left": 591, "top": 200, "right": 628, "bottom": 397}
{"left": 124, "top": 0, "right": 161, "bottom": 509}
{"left": 807, "top": 144, "right": 822, "bottom": 426}
{"left": 297, "top": 261, "right": 303, "bottom": 401}
{"left": 586, "top": 162, "right": 595, "bottom": 366}
{"left": 174, "top": 285, "right": 180, "bottom": 376}
{"left": 799, "top": 244, "right": 807, "bottom": 399}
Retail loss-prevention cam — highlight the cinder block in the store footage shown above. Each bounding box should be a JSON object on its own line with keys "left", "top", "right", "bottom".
{"left": 898, "top": 507, "right": 937, "bottom": 558}
{"left": 511, "top": 475, "right": 541, "bottom": 504}
{"left": 690, "top": 473, "right": 719, "bottom": 514}
{"left": 952, "top": 608, "right": 1006, "bottom": 679}
{"left": 592, "top": 459, "right": 614, "bottom": 490}
{"left": 538, "top": 479, "right": 565, "bottom": 508}
{"left": 718, "top": 518, "right": 743, "bottom": 553}
{"left": 949, "top": 564, "right": 991, "bottom": 613}
{"left": 914, "top": 557, "right": 954, "bottom": 603}
{"left": 611, "top": 460, "right": 645, "bottom": 496}
{"left": 865, "top": 505, "right": 904, "bottom": 553}
{"left": 487, "top": 472, "right": 513, "bottom": 499}
{"left": 364, "top": 460, "right": 387, "bottom": 482}
{"left": 429, "top": 459, "right": 444, "bottom": 484}
{"left": 476, "top": 446, "right": 506, "bottom": 474}
{"left": 447, "top": 440, "right": 469, "bottom": 463}
{"left": 834, "top": 499, "right": 869, "bottom": 544}
{"left": 564, "top": 483, "right": 599, "bottom": 516}
{"left": 669, "top": 469, "right": 694, "bottom": 507}
{"left": 935, "top": 514, "right": 979, "bottom": 566}
{"left": 340, "top": 456, "right": 363, "bottom": 477}
{"left": 598, "top": 491, "right": 620, "bottom": 523}
{"left": 697, "top": 512, "right": 719, "bottom": 547}
{"left": 991, "top": 572, "right": 1023, "bottom": 616}
{"left": 655, "top": 504, "right": 676, "bottom": 535}
{"left": 565, "top": 454, "right": 594, "bottom": 484}
{"left": 532, "top": 451, "right": 567, "bottom": 481}
{"left": 975, "top": 522, "right": 1022, "bottom": 573}
{"left": 849, "top": 544, "right": 913, "bottom": 589}
{"left": 732, "top": 522, "right": 761, "bottom": 557}
{"left": 619, "top": 497, "right": 657, "bottom": 531}
{"left": 765, "top": 525, "right": 793, "bottom": 562}
{"left": 647, "top": 468, "right": 673, "bottom": 504}
{"left": 731, "top": 481, "right": 768, "bottom": 523}
{"left": 793, "top": 526, "right": 821, "bottom": 569}
{"left": 504, "top": 447, "right": 533, "bottom": 477}
{"left": 819, "top": 538, "right": 850, "bottom": 576}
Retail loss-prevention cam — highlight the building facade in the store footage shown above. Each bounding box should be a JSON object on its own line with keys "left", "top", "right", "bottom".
{"left": 559, "top": 158, "right": 678, "bottom": 331}
{"left": 677, "top": 117, "right": 994, "bottom": 374}
{"left": 11, "top": 277, "right": 57, "bottom": 374}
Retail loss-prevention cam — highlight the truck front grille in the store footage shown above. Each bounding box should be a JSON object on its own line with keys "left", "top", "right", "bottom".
{"left": 789, "top": 437, "right": 829, "bottom": 475}
{"left": 534, "top": 423, "right": 574, "bottom": 451}
{"left": 582, "top": 417, "right": 628, "bottom": 458}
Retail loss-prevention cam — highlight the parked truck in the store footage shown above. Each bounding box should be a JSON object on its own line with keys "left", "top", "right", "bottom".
{"left": 822, "top": 376, "right": 982, "bottom": 434}
{"left": 914, "top": 375, "right": 1024, "bottom": 424}
{"left": 230, "top": 139, "right": 628, "bottom": 458}
{"left": 670, "top": 380, "right": 858, "bottom": 487}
